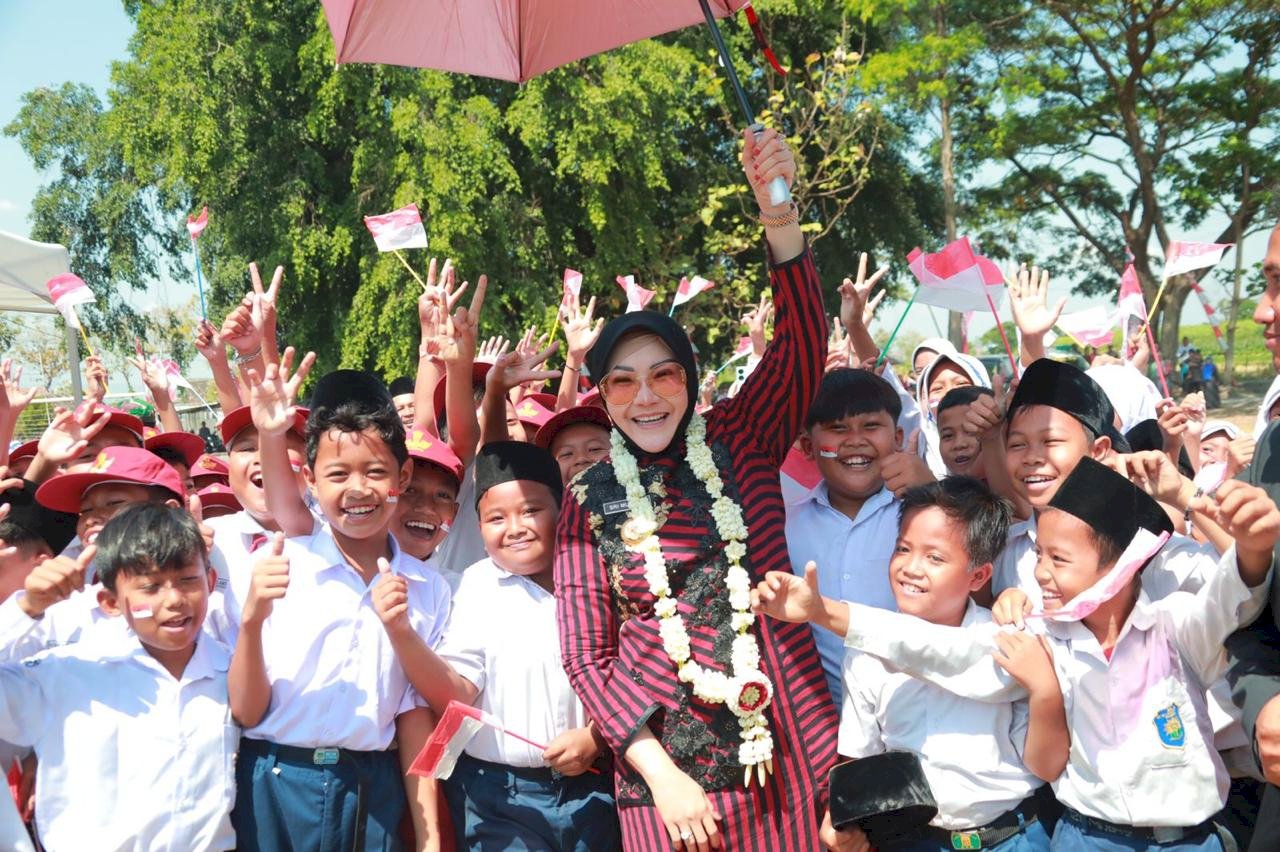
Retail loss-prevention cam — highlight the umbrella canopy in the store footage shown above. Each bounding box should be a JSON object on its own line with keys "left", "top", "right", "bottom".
{"left": 323, "top": 0, "right": 749, "bottom": 83}
{"left": 0, "top": 231, "right": 67, "bottom": 314}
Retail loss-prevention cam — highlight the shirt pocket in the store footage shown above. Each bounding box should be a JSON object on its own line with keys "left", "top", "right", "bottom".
{"left": 1142, "top": 681, "right": 1194, "bottom": 770}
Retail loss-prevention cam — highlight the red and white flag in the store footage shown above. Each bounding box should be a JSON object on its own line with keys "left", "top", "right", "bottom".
{"left": 1163, "top": 241, "right": 1232, "bottom": 279}
{"left": 1056, "top": 306, "right": 1116, "bottom": 347}
{"left": 1117, "top": 263, "right": 1147, "bottom": 321}
{"left": 906, "top": 237, "right": 1005, "bottom": 313}
{"left": 672, "top": 275, "right": 715, "bottom": 309}
{"left": 186, "top": 207, "right": 209, "bottom": 240}
{"left": 45, "top": 273, "right": 94, "bottom": 330}
{"left": 153, "top": 357, "right": 195, "bottom": 401}
{"left": 616, "top": 275, "right": 655, "bottom": 313}
{"left": 363, "top": 203, "right": 429, "bottom": 252}
{"left": 408, "top": 700, "right": 546, "bottom": 780}
{"left": 562, "top": 268, "right": 583, "bottom": 307}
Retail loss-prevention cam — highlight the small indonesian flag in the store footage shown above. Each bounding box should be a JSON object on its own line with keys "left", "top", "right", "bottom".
{"left": 363, "top": 203, "right": 429, "bottom": 252}
{"left": 46, "top": 273, "right": 94, "bottom": 330}
{"left": 154, "top": 357, "right": 195, "bottom": 401}
{"left": 672, "top": 275, "right": 715, "bottom": 308}
{"left": 1056, "top": 305, "right": 1117, "bottom": 347}
{"left": 187, "top": 207, "right": 209, "bottom": 239}
{"left": 562, "top": 268, "right": 583, "bottom": 306}
{"left": 1117, "top": 263, "right": 1147, "bottom": 322}
{"left": 733, "top": 336, "right": 753, "bottom": 359}
{"left": 616, "top": 275, "right": 655, "bottom": 313}
{"left": 906, "top": 237, "right": 1005, "bottom": 313}
{"left": 408, "top": 700, "right": 547, "bottom": 780}
{"left": 1163, "top": 241, "right": 1233, "bottom": 279}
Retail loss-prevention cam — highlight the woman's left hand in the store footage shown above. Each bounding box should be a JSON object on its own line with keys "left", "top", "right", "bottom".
{"left": 741, "top": 127, "right": 796, "bottom": 214}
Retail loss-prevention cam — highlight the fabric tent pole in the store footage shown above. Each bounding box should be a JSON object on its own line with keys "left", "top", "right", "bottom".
{"left": 64, "top": 319, "right": 83, "bottom": 405}
{"left": 696, "top": 0, "right": 791, "bottom": 207}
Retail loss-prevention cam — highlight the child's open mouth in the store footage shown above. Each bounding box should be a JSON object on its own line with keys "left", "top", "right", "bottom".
{"left": 841, "top": 455, "right": 872, "bottom": 470}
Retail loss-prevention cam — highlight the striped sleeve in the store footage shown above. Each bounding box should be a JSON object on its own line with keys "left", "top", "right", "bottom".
{"left": 554, "top": 493, "right": 659, "bottom": 753}
{"left": 720, "top": 246, "right": 827, "bottom": 466}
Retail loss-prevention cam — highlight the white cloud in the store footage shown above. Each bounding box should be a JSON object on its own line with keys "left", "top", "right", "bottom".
{"left": 0, "top": 199, "right": 17, "bottom": 212}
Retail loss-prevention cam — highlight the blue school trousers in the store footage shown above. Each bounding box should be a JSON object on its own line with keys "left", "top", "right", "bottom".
{"left": 443, "top": 752, "right": 621, "bottom": 851}
{"left": 232, "top": 737, "right": 406, "bottom": 852}
{"left": 1051, "top": 811, "right": 1233, "bottom": 852}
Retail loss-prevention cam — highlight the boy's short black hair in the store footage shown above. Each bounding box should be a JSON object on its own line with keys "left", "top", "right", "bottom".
{"left": 306, "top": 402, "right": 409, "bottom": 468}
{"left": 95, "top": 503, "right": 209, "bottom": 592}
{"left": 898, "top": 476, "right": 1011, "bottom": 567}
{"left": 937, "top": 386, "right": 994, "bottom": 417}
{"left": 805, "top": 368, "right": 902, "bottom": 430}
{"left": 0, "top": 521, "right": 48, "bottom": 552}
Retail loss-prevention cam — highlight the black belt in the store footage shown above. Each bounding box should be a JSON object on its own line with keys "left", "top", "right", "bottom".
{"left": 1062, "top": 806, "right": 1218, "bottom": 845}
{"left": 240, "top": 738, "right": 396, "bottom": 852}
{"left": 922, "top": 796, "right": 1039, "bottom": 849}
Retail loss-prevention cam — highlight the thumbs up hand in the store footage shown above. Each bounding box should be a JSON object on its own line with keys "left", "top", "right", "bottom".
{"left": 243, "top": 532, "right": 290, "bottom": 628}
{"left": 880, "top": 431, "right": 935, "bottom": 497}
{"left": 751, "top": 561, "right": 824, "bottom": 624}
{"left": 371, "top": 556, "right": 412, "bottom": 637}
{"left": 963, "top": 374, "right": 1011, "bottom": 441}
{"left": 20, "top": 544, "right": 96, "bottom": 619}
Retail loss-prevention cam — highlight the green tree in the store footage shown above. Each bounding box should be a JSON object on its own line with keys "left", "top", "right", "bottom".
{"left": 970, "top": 0, "right": 1280, "bottom": 363}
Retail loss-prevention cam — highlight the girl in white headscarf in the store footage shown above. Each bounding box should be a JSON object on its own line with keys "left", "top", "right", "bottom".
{"left": 914, "top": 350, "right": 992, "bottom": 475}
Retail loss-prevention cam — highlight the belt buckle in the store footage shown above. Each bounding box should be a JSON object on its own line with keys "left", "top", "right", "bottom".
{"left": 1152, "top": 826, "right": 1186, "bottom": 844}
{"left": 312, "top": 748, "right": 340, "bottom": 766}
{"left": 950, "top": 831, "right": 982, "bottom": 849}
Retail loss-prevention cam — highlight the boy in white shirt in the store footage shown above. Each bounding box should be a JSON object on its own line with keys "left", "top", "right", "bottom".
{"left": 761, "top": 477, "right": 1060, "bottom": 851}
{"left": 372, "top": 441, "right": 620, "bottom": 850}
{"left": 229, "top": 370, "right": 451, "bottom": 851}
{"left": 0, "top": 502, "right": 236, "bottom": 851}
{"left": 786, "top": 367, "right": 933, "bottom": 702}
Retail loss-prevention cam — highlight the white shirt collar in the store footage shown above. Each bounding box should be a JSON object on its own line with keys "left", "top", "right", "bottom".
{"left": 808, "top": 482, "right": 895, "bottom": 522}
{"left": 307, "top": 522, "right": 404, "bottom": 576}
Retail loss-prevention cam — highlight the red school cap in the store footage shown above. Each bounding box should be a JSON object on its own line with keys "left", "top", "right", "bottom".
{"left": 405, "top": 428, "right": 465, "bottom": 484}
{"left": 196, "top": 482, "right": 243, "bottom": 513}
{"left": 218, "top": 405, "right": 310, "bottom": 445}
{"left": 143, "top": 427, "right": 206, "bottom": 468}
{"left": 534, "top": 405, "right": 612, "bottom": 452}
{"left": 35, "top": 446, "right": 185, "bottom": 514}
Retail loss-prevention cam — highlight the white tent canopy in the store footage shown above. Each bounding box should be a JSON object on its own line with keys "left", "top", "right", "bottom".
{"left": 0, "top": 230, "right": 84, "bottom": 400}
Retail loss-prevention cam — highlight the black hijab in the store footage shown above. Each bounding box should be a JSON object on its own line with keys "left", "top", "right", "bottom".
{"left": 586, "top": 311, "right": 699, "bottom": 458}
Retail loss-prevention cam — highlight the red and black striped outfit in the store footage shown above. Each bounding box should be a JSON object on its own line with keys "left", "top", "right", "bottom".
{"left": 555, "top": 247, "right": 838, "bottom": 850}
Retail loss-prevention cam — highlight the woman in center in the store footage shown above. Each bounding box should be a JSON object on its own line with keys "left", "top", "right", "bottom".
{"left": 555, "top": 127, "right": 838, "bottom": 850}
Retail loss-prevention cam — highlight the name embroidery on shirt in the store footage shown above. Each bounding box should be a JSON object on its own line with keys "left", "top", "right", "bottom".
{"left": 1153, "top": 703, "right": 1186, "bottom": 749}
{"left": 602, "top": 499, "right": 629, "bottom": 516}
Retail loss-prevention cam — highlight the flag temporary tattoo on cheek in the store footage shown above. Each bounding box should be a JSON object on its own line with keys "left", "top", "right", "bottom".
{"left": 130, "top": 605, "right": 154, "bottom": 619}
{"left": 818, "top": 446, "right": 839, "bottom": 459}
{"left": 387, "top": 489, "right": 400, "bottom": 505}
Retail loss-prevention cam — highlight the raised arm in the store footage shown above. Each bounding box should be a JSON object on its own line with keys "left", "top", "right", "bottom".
{"left": 245, "top": 348, "right": 316, "bottom": 538}
{"left": 194, "top": 318, "right": 243, "bottom": 415}
{"left": 556, "top": 291, "right": 603, "bottom": 413}
{"left": 720, "top": 128, "right": 826, "bottom": 465}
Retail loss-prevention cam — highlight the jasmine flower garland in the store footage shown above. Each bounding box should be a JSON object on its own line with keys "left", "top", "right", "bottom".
{"left": 610, "top": 413, "right": 775, "bottom": 786}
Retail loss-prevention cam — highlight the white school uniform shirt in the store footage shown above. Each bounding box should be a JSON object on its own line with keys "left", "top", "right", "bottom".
{"left": 841, "top": 546, "right": 1270, "bottom": 828}
{"left": 0, "top": 586, "right": 111, "bottom": 663}
{"left": 0, "top": 623, "right": 237, "bottom": 851}
{"left": 840, "top": 600, "right": 1041, "bottom": 830}
{"left": 786, "top": 483, "right": 899, "bottom": 703}
{"left": 243, "top": 525, "right": 451, "bottom": 752}
{"left": 434, "top": 461, "right": 486, "bottom": 591}
{"left": 436, "top": 557, "right": 588, "bottom": 768}
{"left": 202, "top": 510, "right": 274, "bottom": 646}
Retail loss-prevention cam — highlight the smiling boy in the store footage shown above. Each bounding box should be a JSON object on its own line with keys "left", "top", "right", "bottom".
{"left": 0, "top": 503, "right": 236, "bottom": 851}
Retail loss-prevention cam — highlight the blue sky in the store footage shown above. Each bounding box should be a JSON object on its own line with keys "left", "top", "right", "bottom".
{"left": 0, "top": 1, "right": 1265, "bottom": 358}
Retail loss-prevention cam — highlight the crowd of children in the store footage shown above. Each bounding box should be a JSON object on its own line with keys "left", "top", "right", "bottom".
{"left": 0, "top": 129, "right": 1279, "bottom": 852}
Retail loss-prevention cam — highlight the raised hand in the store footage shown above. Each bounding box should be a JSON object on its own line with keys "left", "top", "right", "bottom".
{"left": 838, "top": 252, "right": 889, "bottom": 336}
{"left": 1228, "top": 436, "right": 1256, "bottom": 478}
{"left": 84, "top": 355, "right": 109, "bottom": 403}
{"left": 245, "top": 347, "right": 316, "bottom": 436}
{"left": 37, "top": 405, "right": 112, "bottom": 466}
{"left": 751, "top": 563, "right": 823, "bottom": 624}
{"left": 249, "top": 262, "right": 283, "bottom": 361}
{"left": 486, "top": 342, "right": 562, "bottom": 395}
{"left": 1180, "top": 392, "right": 1207, "bottom": 439}
{"left": 740, "top": 125, "right": 796, "bottom": 212}
{"left": 127, "top": 355, "right": 170, "bottom": 400}
{"left": 963, "top": 374, "right": 1010, "bottom": 441}
{"left": 243, "top": 532, "right": 289, "bottom": 626}
{"left": 1007, "top": 264, "right": 1066, "bottom": 341}
{"left": 477, "top": 335, "right": 510, "bottom": 362}
{"left": 0, "top": 359, "right": 40, "bottom": 416}
{"left": 1192, "top": 481, "right": 1280, "bottom": 559}
{"left": 561, "top": 291, "right": 604, "bottom": 364}
{"left": 880, "top": 432, "right": 934, "bottom": 497}
{"left": 1107, "top": 450, "right": 1189, "bottom": 507}
{"left": 194, "top": 319, "right": 226, "bottom": 363}
{"left": 741, "top": 293, "right": 773, "bottom": 357}
{"left": 220, "top": 293, "right": 260, "bottom": 357}
{"left": 439, "top": 275, "right": 489, "bottom": 366}
{"left": 20, "top": 544, "right": 96, "bottom": 619}
{"left": 371, "top": 556, "right": 412, "bottom": 636}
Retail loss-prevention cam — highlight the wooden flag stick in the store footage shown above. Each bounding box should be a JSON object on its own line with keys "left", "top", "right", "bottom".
{"left": 393, "top": 250, "right": 428, "bottom": 291}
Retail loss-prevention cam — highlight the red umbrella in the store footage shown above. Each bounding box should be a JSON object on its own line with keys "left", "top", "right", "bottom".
{"left": 321, "top": 0, "right": 790, "bottom": 205}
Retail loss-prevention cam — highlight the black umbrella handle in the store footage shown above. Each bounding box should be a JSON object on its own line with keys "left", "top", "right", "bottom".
{"left": 698, "top": 0, "right": 792, "bottom": 206}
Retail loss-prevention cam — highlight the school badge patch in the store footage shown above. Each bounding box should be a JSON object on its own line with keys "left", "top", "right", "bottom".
{"left": 950, "top": 831, "right": 982, "bottom": 849}
{"left": 1153, "top": 703, "right": 1186, "bottom": 749}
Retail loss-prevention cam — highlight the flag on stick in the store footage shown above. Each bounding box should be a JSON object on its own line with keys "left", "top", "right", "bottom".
{"left": 1162, "top": 241, "right": 1233, "bottom": 279}
{"left": 186, "top": 207, "right": 209, "bottom": 239}
{"left": 616, "top": 275, "right": 655, "bottom": 313}
{"left": 46, "top": 273, "right": 97, "bottom": 356}
{"left": 562, "top": 269, "right": 583, "bottom": 306}
{"left": 906, "top": 237, "right": 1005, "bottom": 313}
{"left": 1116, "top": 263, "right": 1171, "bottom": 396}
{"left": 186, "top": 207, "right": 210, "bottom": 319}
{"left": 714, "top": 337, "right": 754, "bottom": 374}
{"left": 670, "top": 275, "right": 715, "bottom": 314}
{"left": 1056, "top": 306, "right": 1117, "bottom": 348}
{"left": 363, "top": 203, "right": 429, "bottom": 252}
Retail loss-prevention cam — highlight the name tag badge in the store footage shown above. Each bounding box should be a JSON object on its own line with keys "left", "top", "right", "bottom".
{"left": 602, "top": 499, "right": 629, "bottom": 516}
{"left": 312, "top": 748, "right": 340, "bottom": 766}
{"left": 1154, "top": 703, "right": 1186, "bottom": 749}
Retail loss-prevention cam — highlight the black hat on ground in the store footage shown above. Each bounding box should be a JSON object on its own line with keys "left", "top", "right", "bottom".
{"left": 0, "top": 481, "right": 77, "bottom": 555}
{"left": 474, "top": 441, "right": 563, "bottom": 508}
{"left": 387, "top": 376, "right": 415, "bottom": 398}
{"left": 307, "top": 370, "right": 394, "bottom": 416}
{"left": 1008, "top": 359, "right": 1130, "bottom": 453}
{"left": 1048, "top": 457, "right": 1174, "bottom": 555}
{"left": 829, "top": 751, "right": 938, "bottom": 846}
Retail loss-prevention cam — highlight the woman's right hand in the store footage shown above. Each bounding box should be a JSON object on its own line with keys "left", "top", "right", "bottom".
{"left": 651, "top": 767, "right": 724, "bottom": 851}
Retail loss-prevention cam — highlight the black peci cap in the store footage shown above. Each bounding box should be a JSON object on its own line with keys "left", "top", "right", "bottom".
{"left": 1008, "top": 359, "right": 1130, "bottom": 452}
{"left": 474, "top": 441, "right": 563, "bottom": 508}
{"left": 1048, "top": 457, "right": 1174, "bottom": 555}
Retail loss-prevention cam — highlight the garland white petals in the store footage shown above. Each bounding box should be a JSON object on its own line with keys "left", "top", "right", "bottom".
{"left": 610, "top": 413, "right": 775, "bottom": 785}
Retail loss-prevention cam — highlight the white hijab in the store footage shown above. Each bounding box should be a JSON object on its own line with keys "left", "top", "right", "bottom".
{"left": 914, "top": 350, "right": 992, "bottom": 476}
{"left": 1085, "top": 364, "right": 1161, "bottom": 435}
